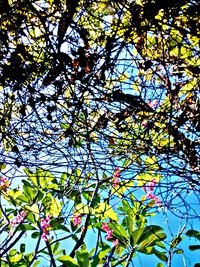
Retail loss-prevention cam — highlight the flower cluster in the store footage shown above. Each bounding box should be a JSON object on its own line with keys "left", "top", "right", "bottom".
{"left": 0, "top": 177, "right": 10, "bottom": 192}
{"left": 147, "top": 99, "right": 159, "bottom": 109}
{"left": 73, "top": 213, "right": 82, "bottom": 226}
{"left": 102, "top": 223, "right": 119, "bottom": 246}
{"left": 143, "top": 178, "right": 162, "bottom": 206}
{"left": 143, "top": 178, "right": 156, "bottom": 193}
{"left": 41, "top": 215, "right": 51, "bottom": 242}
{"left": 10, "top": 210, "right": 26, "bottom": 227}
{"left": 112, "top": 167, "right": 120, "bottom": 187}
{"left": 141, "top": 120, "right": 148, "bottom": 127}
{"left": 102, "top": 223, "right": 113, "bottom": 240}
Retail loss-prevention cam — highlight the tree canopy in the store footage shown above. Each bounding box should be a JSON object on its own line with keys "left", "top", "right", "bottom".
{"left": 0, "top": 0, "right": 199, "bottom": 266}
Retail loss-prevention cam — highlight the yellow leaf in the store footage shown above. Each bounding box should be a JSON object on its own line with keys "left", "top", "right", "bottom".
{"left": 112, "top": 181, "right": 134, "bottom": 198}
{"left": 95, "top": 202, "right": 118, "bottom": 221}
{"left": 25, "top": 204, "right": 40, "bottom": 221}
{"left": 118, "top": 73, "right": 129, "bottom": 82}
{"left": 49, "top": 198, "right": 61, "bottom": 217}
{"left": 136, "top": 173, "right": 161, "bottom": 186}
{"left": 75, "top": 203, "right": 90, "bottom": 214}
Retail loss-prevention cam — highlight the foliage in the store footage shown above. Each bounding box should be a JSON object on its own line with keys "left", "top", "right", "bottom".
{"left": 0, "top": 0, "right": 199, "bottom": 266}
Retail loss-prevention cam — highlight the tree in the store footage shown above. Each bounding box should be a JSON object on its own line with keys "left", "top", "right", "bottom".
{"left": 0, "top": 0, "right": 199, "bottom": 266}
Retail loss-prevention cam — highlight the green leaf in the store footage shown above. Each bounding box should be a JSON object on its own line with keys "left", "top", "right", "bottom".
{"left": 139, "top": 246, "right": 154, "bottom": 254}
{"left": 76, "top": 246, "right": 90, "bottom": 267}
{"left": 138, "top": 226, "right": 166, "bottom": 249}
{"left": 123, "top": 159, "right": 132, "bottom": 168}
{"left": 24, "top": 168, "right": 55, "bottom": 189}
{"left": 18, "top": 224, "right": 37, "bottom": 231}
{"left": 131, "top": 228, "right": 145, "bottom": 246}
{"left": 20, "top": 243, "right": 25, "bottom": 253}
{"left": 9, "top": 249, "right": 17, "bottom": 256}
{"left": 194, "top": 264, "right": 200, "bottom": 267}
{"left": 26, "top": 212, "right": 36, "bottom": 224}
{"left": 136, "top": 173, "right": 154, "bottom": 187}
{"left": 156, "top": 241, "right": 166, "bottom": 249}
{"left": 144, "top": 156, "right": 159, "bottom": 170}
{"left": 31, "top": 232, "right": 40, "bottom": 239}
{"left": 25, "top": 204, "right": 40, "bottom": 221}
{"left": 57, "top": 255, "right": 80, "bottom": 267}
{"left": 60, "top": 172, "right": 67, "bottom": 185}
{"left": 126, "top": 209, "right": 135, "bottom": 236}
{"left": 174, "top": 249, "right": 183, "bottom": 254}
{"left": 189, "top": 245, "right": 200, "bottom": 251}
{"left": 0, "top": 162, "right": 6, "bottom": 171}
{"left": 153, "top": 248, "right": 168, "bottom": 262}
{"left": 8, "top": 190, "right": 29, "bottom": 203}
{"left": 32, "top": 260, "right": 41, "bottom": 267}
{"left": 170, "top": 235, "right": 183, "bottom": 249}
{"left": 186, "top": 230, "right": 200, "bottom": 240}
{"left": 53, "top": 242, "right": 60, "bottom": 253}
{"left": 23, "top": 184, "right": 35, "bottom": 200}
{"left": 122, "top": 199, "right": 131, "bottom": 211}
{"left": 91, "top": 246, "right": 110, "bottom": 267}
{"left": 22, "top": 179, "right": 32, "bottom": 187}
{"left": 157, "top": 263, "right": 164, "bottom": 267}
{"left": 112, "top": 224, "right": 129, "bottom": 244}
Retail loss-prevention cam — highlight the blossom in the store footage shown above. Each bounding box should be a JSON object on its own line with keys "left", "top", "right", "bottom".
{"left": 41, "top": 215, "right": 51, "bottom": 242}
{"left": 148, "top": 178, "right": 156, "bottom": 191}
{"left": 102, "top": 223, "right": 119, "bottom": 246}
{"left": 112, "top": 167, "right": 120, "bottom": 187}
{"left": 143, "top": 178, "right": 162, "bottom": 206}
{"left": 147, "top": 99, "right": 159, "bottom": 109}
{"left": 113, "top": 239, "right": 119, "bottom": 246}
{"left": 146, "top": 192, "right": 162, "bottom": 206}
{"left": 102, "top": 223, "right": 110, "bottom": 232}
{"left": 143, "top": 178, "right": 156, "bottom": 192}
{"left": 106, "top": 229, "right": 113, "bottom": 240}
{"left": 73, "top": 213, "right": 82, "bottom": 226}
{"left": 141, "top": 120, "right": 148, "bottom": 127}
{"left": 0, "top": 177, "right": 10, "bottom": 192}
{"left": 102, "top": 223, "right": 113, "bottom": 240}
{"left": 10, "top": 210, "right": 27, "bottom": 227}
{"left": 113, "top": 178, "right": 120, "bottom": 187}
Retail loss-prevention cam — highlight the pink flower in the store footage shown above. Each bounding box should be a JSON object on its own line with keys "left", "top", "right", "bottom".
{"left": 112, "top": 167, "right": 120, "bottom": 187}
{"left": 146, "top": 192, "right": 162, "bottom": 206}
{"left": 113, "top": 239, "right": 119, "bottom": 246}
{"left": 10, "top": 210, "right": 26, "bottom": 228}
{"left": 148, "top": 99, "right": 159, "bottom": 109}
{"left": 41, "top": 233, "right": 48, "bottom": 242}
{"left": 106, "top": 229, "right": 113, "bottom": 240}
{"left": 112, "top": 178, "right": 120, "bottom": 187}
{"left": 41, "top": 215, "right": 51, "bottom": 242}
{"left": 143, "top": 178, "right": 156, "bottom": 192}
{"left": 143, "top": 178, "right": 161, "bottom": 206}
{"left": 102, "top": 223, "right": 110, "bottom": 232}
{"left": 148, "top": 178, "right": 156, "bottom": 191}
{"left": 141, "top": 120, "right": 148, "bottom": 127}
{"left": 154, "top": 196, "right": 162, "bottom": 206}
{"left": 102, "top": 223, "right": 113, "bottom": 240}
{"left": 73, "top": 214, "right": 82, "bottom": 226}
{"left": 146, "top": 192, "right": 155, "bottom": 199}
